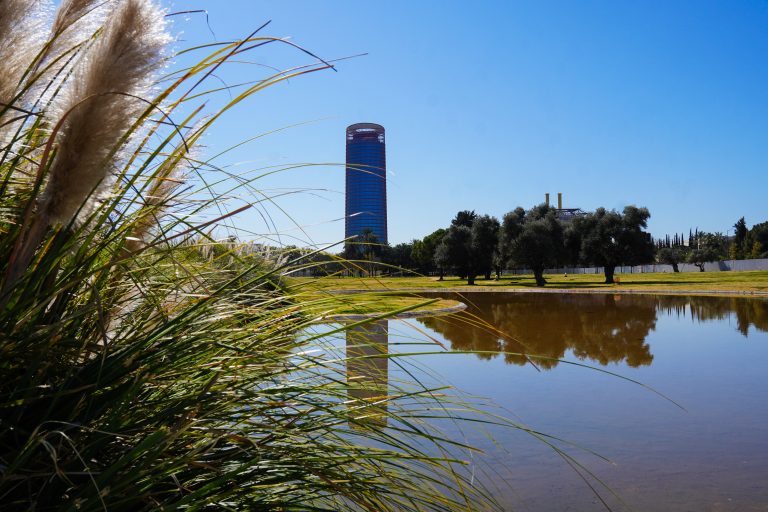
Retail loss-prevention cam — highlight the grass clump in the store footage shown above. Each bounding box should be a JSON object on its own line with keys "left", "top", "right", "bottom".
{"left": 0, "top": 2, "right": 497, "bottom": 510}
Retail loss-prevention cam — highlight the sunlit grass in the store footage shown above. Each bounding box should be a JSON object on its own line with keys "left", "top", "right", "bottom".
{"left": 292, "top": 270, "right": 768, "bottom": 295}
{"left": 289, "top": 284, "right": 464, "bottom": 318}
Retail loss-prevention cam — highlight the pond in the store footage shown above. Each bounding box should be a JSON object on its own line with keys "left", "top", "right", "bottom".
{"left": 342, "top": 293, "right": 768, "bottom": 511}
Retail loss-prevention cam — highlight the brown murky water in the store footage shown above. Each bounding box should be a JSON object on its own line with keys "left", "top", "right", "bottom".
{"left": 347, "top": 293, "right": 768, "bottom": 511}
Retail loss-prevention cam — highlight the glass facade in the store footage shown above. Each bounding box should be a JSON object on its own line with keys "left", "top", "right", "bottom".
{"left": 345, "top": 123, "right": 387, "bottom": 244}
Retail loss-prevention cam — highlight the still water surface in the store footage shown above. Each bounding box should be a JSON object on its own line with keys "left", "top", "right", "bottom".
{"left": 353, "top": 293, "right": 768, "bottom": 511}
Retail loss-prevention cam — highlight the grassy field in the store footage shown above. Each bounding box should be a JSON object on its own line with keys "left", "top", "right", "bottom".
{"left": 285, "top": 270, "right": 768, "bottom": 318}
{"left": 290, "top": 270, "right": 768, "bottom": 297}
{"left": 293, "top": 289, "right": 463, "bottom": 319}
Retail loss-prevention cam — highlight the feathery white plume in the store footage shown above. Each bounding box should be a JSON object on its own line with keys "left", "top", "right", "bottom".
{"left": 43, "top": 0, "right": 111, "bottom": 65}
{"left": 0, "top": 0, "right": 51, "bottom": 140}
{"left": 40, "top": 0, "right": 171, "bottom": 226}
{"left": 125, "top": 154, "right": 192, "bottom": 254}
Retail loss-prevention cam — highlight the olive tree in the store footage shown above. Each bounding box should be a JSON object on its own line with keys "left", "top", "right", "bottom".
{"left": 497, "top": 207, "right": 525, "bottom": 272}
{"left": 471, "top": 215, "right": 500, "bottom": 280}
{"left": 411, "top": 228, "right": 447, "bottom": 274}
{"left": 687, "top": 247, "right": 719, "bottom": 272}
{"left": 657, "top": 247, "right": 686, "bottom": 273}
{"left": 505, "top": 204, "right": 564, "bottom": 287}
{"left": 433, "top": 212, "right": 500, "bottom": 285}
{"left": 580, "top": 206, "right": 655, "bottom": 284}
{"left": 433, "top": 240, "right": 450, "bottom": 281}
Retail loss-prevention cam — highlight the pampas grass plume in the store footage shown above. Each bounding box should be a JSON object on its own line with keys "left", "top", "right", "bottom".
{"left": 51, "top": 0, "right": 107, "bottom": 37}
{"left": 125, "top": 157, "right": 189, "bottom": 253}
{"left": 40, "top": 0, "right": 110, "bottom": 69}
{"left": 1, "top": 0, "right": 169, "bottom": 295}
{"left": 0, "top": 0, "right": 50, "bottom": 122}
{"left": 40, "top": 0, "right": 171, "bottom": 226}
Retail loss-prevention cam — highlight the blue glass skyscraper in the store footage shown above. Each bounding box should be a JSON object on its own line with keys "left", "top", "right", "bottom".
{"left": 345, "top": 123, "right": 387, "bottom": 245}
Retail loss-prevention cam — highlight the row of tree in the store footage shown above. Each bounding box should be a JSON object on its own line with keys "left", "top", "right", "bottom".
{"left": 657, "top": 217, "right": 768, "bottom": 272}
{"left": 372, "top": 204, "right": 653, "bottom": 286}
{"left": 730, "top": 218, "right": 768, "bottom": 259}
{"left": 341, "top": 212, "right": 768, "bottom": 285}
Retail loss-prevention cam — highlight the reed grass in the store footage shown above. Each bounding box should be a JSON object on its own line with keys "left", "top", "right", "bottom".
{"left": 0, "top": 2, "right": 507, "bottom": 510}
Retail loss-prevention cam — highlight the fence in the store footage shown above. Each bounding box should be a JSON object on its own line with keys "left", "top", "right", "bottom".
{"left": 287, "top": 258, "right": 768, "bottom": 278}
{"left": 504, "top": 258, "right": 768, "bottom": 275}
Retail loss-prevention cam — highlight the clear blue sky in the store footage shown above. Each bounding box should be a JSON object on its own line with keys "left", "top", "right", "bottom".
{"left": 172, "top": 0, "right": 768, "bottom": 248}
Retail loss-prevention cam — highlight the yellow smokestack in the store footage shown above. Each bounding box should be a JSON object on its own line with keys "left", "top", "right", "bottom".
{"left": 558, "top": 192, "right": 562, "bottom": 209}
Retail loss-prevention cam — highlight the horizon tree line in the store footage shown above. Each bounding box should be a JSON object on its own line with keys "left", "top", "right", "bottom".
{"left": 345, "top": 204, "right": 654, "bottom": 286}
{"left": 656, "top": 217, "right": 768, "bottom": 272}
{"left": 336, "top": 211, "right": 768, "bottom": 283}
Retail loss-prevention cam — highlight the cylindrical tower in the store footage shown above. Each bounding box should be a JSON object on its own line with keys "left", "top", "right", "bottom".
{"left": 345, "top": 123, "right": 387, "bottom": 245}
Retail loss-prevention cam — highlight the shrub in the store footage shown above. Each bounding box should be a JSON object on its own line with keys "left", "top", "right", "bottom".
{"left": 0, "top": 1, "right": 495, "bottom": 509}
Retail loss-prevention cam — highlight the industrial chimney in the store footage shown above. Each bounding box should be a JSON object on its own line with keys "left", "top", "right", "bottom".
{"left": 545, "top": 193, "right": 550, "bottom": 207}
{"left": 557, "top": 192, "right": 562, "bottom": 210}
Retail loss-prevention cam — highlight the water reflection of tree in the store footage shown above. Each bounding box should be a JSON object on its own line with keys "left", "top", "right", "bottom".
{"left": 655, "top": 296, "right": 768, "bottom": 337}
{"left": 420, "top": 294, "right": 768, "bottom": 368}
{"left": 419, "top": 294, "right": 656, "bottom": 369}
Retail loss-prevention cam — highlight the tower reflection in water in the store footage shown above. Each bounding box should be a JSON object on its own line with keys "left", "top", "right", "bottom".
{"left": 346, "top": 320, "right": 389, "bottom": 428}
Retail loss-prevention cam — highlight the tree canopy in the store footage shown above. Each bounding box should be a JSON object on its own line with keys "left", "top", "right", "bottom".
{"left": 578, "top": 206, "right": 655, "bottom": 283}
{"left": 434, "top": 213, "right": 500, "bottom": 285}
{"left": 471, "top": 215, "right": 500, "bottom": 280}
{"left": 657, "top": 247, "right": 685, "bottom": 272}
{"left": 411, "top": 228, "right": 447, "bottom": 274}
{"left": 437, "top": 224, "right": 474, "bottom": 284}
{"left": 505, "top": 204, "right": 564, "bottom": 286}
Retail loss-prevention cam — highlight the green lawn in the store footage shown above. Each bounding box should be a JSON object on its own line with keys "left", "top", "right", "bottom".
{"left": 286, "top": 279, "right": 464, "bottom": 317}
{"left": 291, "top": 270, "right": 768, "bottom": 296}
{"left": 286, "top": 270, "right": 768, "bottom": 317}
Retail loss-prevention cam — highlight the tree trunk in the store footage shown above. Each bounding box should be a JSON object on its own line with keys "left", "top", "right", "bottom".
{"left": 533, "top": 268, "right": 546, "bottom": 287}
{"left": 696, "top": 264, "right": 705, "bottom": 272}
{"left": 438, "top": 268, "right": 444, "bottom": 281}
{"left": 484, "top": 270, "right": 491, "bottom": 280}
{"left": 467, "top": 274, "right": 476, "bottom": 285}
{"left": 672, "top": 262, "right": 679, "bottom": 273}
{"left": 604, "top": 265, "right": 616, "bottom": 284}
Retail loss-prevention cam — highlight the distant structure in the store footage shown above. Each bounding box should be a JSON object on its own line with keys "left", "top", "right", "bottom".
{"left": 545, "top": 192, "right": 587, "bottom": 221}
{"left": 345, "top": 123, "right": 387, "bottom": 245}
